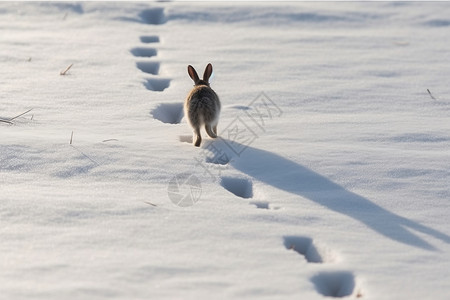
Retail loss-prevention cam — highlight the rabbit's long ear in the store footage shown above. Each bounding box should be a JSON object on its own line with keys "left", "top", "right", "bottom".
{"left": 203, "top": 63, "right": 213, "bottom": 82}
{"left": 188, "top": 65, "right": 200, "bottom": 83}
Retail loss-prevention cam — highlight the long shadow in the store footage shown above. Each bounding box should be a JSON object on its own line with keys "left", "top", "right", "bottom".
{"left": 207, "top": 139, "right": 450, "bottom": 251}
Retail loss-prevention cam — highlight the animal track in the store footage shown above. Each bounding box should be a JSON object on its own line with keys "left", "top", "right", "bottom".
{"left": 220, "top": 176, "right": 253, "bottom": 199}
{"left": 144, "top": 78, "right": 171, "bottom": 92}
{"left": 136, "top": 61, "right": 160, "bottom": 75}
{"left": 283, "top": 236, "right": 324, "bottom": 263}
{"left": 311, "top": 271, "right": 356, "bottom": 298}
{"left": 130, "top": 47, "right": 157, "bottom": 58}
{"left": 151, "top": 103, "right": 184, "bottom": 124}
{"left": 139, "top": 7, "right": 166, "bottom": 25}
{"left": 140, "top": 35, "right": 160, "bottom": 43}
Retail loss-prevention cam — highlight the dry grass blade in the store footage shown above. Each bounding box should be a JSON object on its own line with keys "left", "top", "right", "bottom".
{"left": 8, "top": 108, "right": 34, "bottom": 121}
{"left": 60, "top": 63, "right": 73, "bottom": 75}
{"left": 0, "top": 119, "right": 14, "bottom": 124}
{"left": 427, "top": 89, "right": 437, "bottom": 100}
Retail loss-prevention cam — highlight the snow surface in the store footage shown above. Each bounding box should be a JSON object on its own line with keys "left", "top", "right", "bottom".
{"left": 1, "top": 1, "right": 450, "bottom": 299}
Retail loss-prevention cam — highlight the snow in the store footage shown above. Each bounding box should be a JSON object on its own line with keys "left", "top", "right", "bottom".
{"left": 1, "top": 1, "right": 450, "bottom": 299}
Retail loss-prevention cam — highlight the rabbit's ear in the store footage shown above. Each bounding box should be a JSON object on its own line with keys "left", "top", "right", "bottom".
{"left": 188, "top": 65, "right": 200, "bottom": 83}
{"left": 203, "top": 63, "right": 213, "bottom": 82}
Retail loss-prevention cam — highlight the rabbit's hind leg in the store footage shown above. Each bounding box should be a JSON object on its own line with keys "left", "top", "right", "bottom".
{"left": 194, "top": 127, "right": 202, "bottom": 147}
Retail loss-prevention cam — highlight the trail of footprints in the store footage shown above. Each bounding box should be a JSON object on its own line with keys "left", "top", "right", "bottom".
{"left": 133, "top": 7, "right": 197, "bottom": 130}
{"left": 131, "top": 8, "right": 185, "bottom": 125}
{"left": 218, "top": 170, "right": 362, "bottom": 296}
{"left": 219, "top": 176, "right": 361, "bottom": 296}
{"left": 131, "top": 8, "right": 170, "bottom": 92}
{"left": 133, "top": 6, "right": 362, "bottom": 298}
{"left": 215, "top": 156, "right": 361, "bottom": 296}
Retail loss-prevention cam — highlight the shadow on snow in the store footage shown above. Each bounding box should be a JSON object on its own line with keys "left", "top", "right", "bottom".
{"left": 207, "top": 139, "right": 450, "bottom": 251}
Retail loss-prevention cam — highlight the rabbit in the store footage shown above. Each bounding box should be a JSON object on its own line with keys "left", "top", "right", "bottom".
{"left": 184, "top": 63, "right": 221, "bottom": 147}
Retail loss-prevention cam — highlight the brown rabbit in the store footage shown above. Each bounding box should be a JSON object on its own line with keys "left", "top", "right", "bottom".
{"left": 184, "top": 63, "right": 221, "bottom": 147}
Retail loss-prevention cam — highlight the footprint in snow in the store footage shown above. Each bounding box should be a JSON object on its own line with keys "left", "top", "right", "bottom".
{"left": 151, "top": 103, "right": 184, "bottom": 124}
{"left": 140, "top": 35, "right": 160, "bottom": 43}
{"left": 139, "top": 7, "right": 167, "bottom": 25}
{"left": 283, "top": 236, "right": 338, "bottom": 264}
{"left": 220, "top": 176, "right": 253, "bottom": 199}
{"left": 144, "top": 78, "right": 171, "bottom": 92}
{"left": 311, "top": 271, "right": 357, "bottom": 298}
{"left": 130, "top": 47, "right": 157, "bottom": 58}
{"left": 136, "top": 61, "right": 160, "bottom": 75}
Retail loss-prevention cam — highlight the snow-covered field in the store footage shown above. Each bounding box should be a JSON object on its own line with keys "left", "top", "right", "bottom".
{"left": 1, "top": 2, "right": 450, "bottom": 299}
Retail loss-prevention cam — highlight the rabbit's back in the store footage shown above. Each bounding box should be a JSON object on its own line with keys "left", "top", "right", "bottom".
{"left": 185, "top": 86, "right": 220, "bottom": 126}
